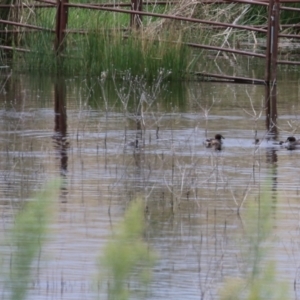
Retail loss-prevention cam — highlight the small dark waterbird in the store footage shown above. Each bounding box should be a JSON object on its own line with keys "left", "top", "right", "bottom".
{"left": 284, "top": 136, "right": 300, "bottom": 150}
{"left": 204, "top": 134, "right": 225, "bottom": 151}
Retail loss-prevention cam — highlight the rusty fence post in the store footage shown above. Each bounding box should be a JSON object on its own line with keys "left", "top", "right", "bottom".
{"left": 55, "top": 0, "right": 69, "bottom": 54}
{"left": 265, "top": 0, "right": 280, "bottom": 133}
{"left": 130, "top": 0, "right": 143, "bottom": 29}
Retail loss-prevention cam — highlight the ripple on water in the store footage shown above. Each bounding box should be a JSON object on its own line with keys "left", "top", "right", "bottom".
{"left": 0, "top": 75, "right": 299, "bottom": 299}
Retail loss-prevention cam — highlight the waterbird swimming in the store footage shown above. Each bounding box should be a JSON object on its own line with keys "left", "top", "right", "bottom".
{"left": 284, "top": 136, "right": 300, "bottom": 150}
{"left": 204, "top": 134, "right": 224, "bottom": 151}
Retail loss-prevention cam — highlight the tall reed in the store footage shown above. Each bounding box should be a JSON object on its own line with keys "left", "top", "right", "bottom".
{"left": 17, "top": 29, "right": 191, "bottom": 80}
{"left": 8, "top": 0, "right": 300, "bottom": 79}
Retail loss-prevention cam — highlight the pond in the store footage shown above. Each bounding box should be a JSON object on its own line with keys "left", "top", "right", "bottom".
{"left": 0, "top": 68, "right": 300, "bottom": 299}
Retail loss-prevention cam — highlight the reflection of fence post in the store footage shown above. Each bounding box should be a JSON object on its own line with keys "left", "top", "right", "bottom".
{"left": 265, "top": 0, "right": 280, "bottom": 132}
{"left": 53, "top": 79, "right": 69, "bottom": 198}
{"left": 55, "top": 0, "right": 69, "bottom": 54}
{"left": 130, "top": 0, "right": 142, "bottom": 29}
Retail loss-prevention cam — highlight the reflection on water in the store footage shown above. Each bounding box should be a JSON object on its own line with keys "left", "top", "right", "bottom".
{"left": 0, "top": 73, "right": 300, "bottom": 299}
{"left": 53, "top": 79, "right": 69, "bottom": 203}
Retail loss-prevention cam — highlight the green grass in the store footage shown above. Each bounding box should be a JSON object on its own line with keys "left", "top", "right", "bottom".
{"left": 99, "top": 199, "right": 157, "bottom": 300}
{"left": 219, "top": 186, "right": 289, "bottom": 300}
{"left": 5, "top": 0, "right": 300, "bottom": 79}
{"left": 280, "top": 3, "right": 300, "bottom": 25}
{"left": 15, "top": 28, "right": 191, "bottom": 80}
{"left": 1, "top": 180, "right": 155, "bottom": 300}
{"left": 6, "top": 1, "right": 194, "bottom": 80}
{"left": 5, "top": 179, "right": 60, "bottom": 300}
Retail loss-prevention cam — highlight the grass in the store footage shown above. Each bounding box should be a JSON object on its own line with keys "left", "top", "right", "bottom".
{"left": 1, "top": 180, "right": 155, "bottom": 300}
{"left": 99, "top": 199, "right": 157, "bottom": 300}
{"left": 16, "top": 28, "right": 191, "bottom": 80}
{"left": 6, "top": 0, "right": 191, "bottom": 79}
{"left": 219, "top": 185, "right": 290, "bottom": 300}
{"left": 4, "top": 179, "right": 60, "bottom": 300}
{"left": 3, "top": 0, "right": 300, "bottom": 78}
{"left": 6, "top": 0, "right": 192, "bottom": 78}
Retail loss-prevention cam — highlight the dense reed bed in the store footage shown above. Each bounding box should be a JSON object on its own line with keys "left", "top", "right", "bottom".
{"left": 14, "top": 29, "right": 192, "bottom": 80}
{"left": 1, "top": 0, "right": 300, "bottom": 79}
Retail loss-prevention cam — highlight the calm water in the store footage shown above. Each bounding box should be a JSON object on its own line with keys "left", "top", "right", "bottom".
{"left": 1, "top": 69, "right": 300, "bottom": 299}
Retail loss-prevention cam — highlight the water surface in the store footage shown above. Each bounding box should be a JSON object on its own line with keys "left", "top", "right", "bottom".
{"left": 1, "top": 70, "right": 300, "bottom": 299}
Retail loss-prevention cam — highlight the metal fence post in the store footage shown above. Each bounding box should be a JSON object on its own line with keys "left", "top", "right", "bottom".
{"left": 130, "top": 0, "right": 142, "bottom": 29}
{"left": 55, "top": 0, "right": 69, "bottom": 54}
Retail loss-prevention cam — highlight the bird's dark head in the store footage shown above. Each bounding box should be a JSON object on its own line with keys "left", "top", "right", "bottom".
{"left": 215, "top": 134, "right": 224, "bottom": 140}
{"left": 286, "top": 136, "right": 296, "bottom": 142}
